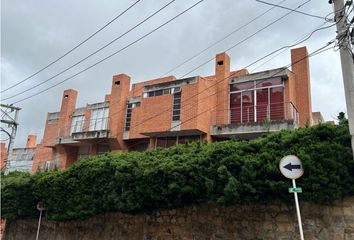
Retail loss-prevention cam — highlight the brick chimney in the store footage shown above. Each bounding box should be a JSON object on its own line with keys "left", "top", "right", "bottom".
{"left": 58, "top": 89, "right": 78, "bottom": 137}
{"left": 291, "top": 47, "right": 312, "bottom": 127}
{"left": 215, "top": 52, "right": 231, "bottom": 125}
{"left": 26, "top": 134, "right": 37, "bottom": 148}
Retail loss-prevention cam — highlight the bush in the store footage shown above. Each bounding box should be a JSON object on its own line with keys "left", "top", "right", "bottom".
{"left": 1, "top": 123, "right": 353, "bottom": 221}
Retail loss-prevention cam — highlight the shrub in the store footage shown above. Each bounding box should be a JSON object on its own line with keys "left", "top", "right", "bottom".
{"left": 1, "top": 123, "right": 353, "bottom": 221}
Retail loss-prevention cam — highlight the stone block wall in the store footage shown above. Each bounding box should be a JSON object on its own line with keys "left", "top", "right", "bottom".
{"left": 4, "top": 197, "right": 354, "bottom": 240}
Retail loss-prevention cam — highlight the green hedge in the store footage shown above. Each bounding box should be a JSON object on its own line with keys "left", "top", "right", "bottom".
{"left": 1, "top": 123, "right": 353, "bottom": 221}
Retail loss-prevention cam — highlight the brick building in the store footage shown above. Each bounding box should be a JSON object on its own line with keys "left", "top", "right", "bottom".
{"left": 31, "top": 47, "right": 312, "bottom": 172}
{"left": 0, "top": 135, "right": 37, "bottom": 173}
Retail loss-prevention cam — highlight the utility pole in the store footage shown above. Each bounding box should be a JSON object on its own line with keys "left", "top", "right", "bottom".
{"left": 330, "top": 0, "right": 354, "bottom": 157}
{"left": 0, "top": 103, "right": 21, "bottom": 171}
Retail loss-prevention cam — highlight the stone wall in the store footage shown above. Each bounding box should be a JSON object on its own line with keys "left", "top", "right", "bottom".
{"left": 4, "top": 197, "right": 354, "bottom": 240}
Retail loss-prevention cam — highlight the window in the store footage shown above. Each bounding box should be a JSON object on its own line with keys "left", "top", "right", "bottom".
{"left": 144, "top": 87, "right": 181, "bottom": 98}
{"left": 229, "top": 77, "right": 284, "bottom": 123}
{"left": 155, "top": 135, "right": 201, "bottom": 149}
{"left": 71, "top": 115, "right": 85, "bottom": 133}
{"left": 125, "top": 104, "right": 132, "bottom": 131}
{"left": 78, "top": 146, "right": 90, "bottom": 160}
{"left": 124, "top": 102, "right": 140, "bottom": 131}
{"left": 97, "top": 144, "right": 110, "bottom": 154}
{"left": 89, "top": 107, "right": 109, "bottom": 131}
{"left": 172, "top": 91, "right": 181, "bottom": 121}
{"left": 44, "top": 161, "right": 52, "bottom": 171}
{"left": 156, "top": 137, "right": 177, "bottom": 148}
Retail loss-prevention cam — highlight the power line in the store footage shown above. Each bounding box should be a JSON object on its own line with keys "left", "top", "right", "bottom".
{"left": 1, "top": 0, "right": 143, "bottom": 94}
{"left": 9, "top": 41, "right": 335, "bottom": 170}
{"left": 3, "top": 0, "right": 178, "bottom": 101}
{"left": 8, "top": 0, "right": 206, "bottom": 105}
{"left": 178, "top": 0, "right": 312, "bottom": 79}
{"left": 9, "top": 0, "right": 334, "bottom": 167}
{"left": 255, "top": 0, "right": 328, "bottom": 20}
{"left": 155, "top": 43, "right": 336, "bottom": 139}
{"left": 251, "top": 21, "right": 334, "bottom": 71}
{"left": 34, "top": 1, "right": 333, "bottom": 145}
{"left": 111, "top": 41, "right": 336, "bottom": 151}
{"left": 161, "top": 0, "right": 288, "bottom": 76}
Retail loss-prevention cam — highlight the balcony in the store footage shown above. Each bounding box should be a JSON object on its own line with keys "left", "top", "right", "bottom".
{"left": 56, "top": 117, "right": 110, "bottom": 144}
{"left": 211, "top": 102, "right": 299, "bottom": 139}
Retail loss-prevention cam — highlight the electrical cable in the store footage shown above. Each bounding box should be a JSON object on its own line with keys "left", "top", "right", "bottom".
{"left": 255, "top": 0, "right": 328, "bottom": 20}
{"left": 2, "top": 0, "right": 178, "bottom": 101}
{"left": 1, "top": 0, "right": 143, "bottom": 94}
{"left": 37, "top": 12, "right": 337, "bottom": 151}
{"left": 251, "top": 21, "right": 334, "bottom": 71}
{"left": 8, "top": 0, "right": 206, "bottom": 105}
{"left": 178, "top": 0, "right": 312, "bottom": 79}
{"left": 7, "top": 41, "right": 335, "bottom": 170}
{"left": 161, "top": 0, "right": 288, "bottom": 76}
{"left": 6, "top": 1, "right": 338, "bottom": 170}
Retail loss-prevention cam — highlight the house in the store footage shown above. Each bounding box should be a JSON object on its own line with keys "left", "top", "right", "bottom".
{"left": 31, "top": 47, "right": 312, "bottom": 172}
{"left": 3, "top": 135, "right": 36, "bottom": 173}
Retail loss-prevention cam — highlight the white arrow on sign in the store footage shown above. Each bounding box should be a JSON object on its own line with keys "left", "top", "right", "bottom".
{"left": 279, "top": 155, "right": 304, "bottom": 179}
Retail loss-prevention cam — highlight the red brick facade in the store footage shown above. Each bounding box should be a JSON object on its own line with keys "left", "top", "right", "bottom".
{"left": 30, "top": 48, "right": 313, "bottom": 172}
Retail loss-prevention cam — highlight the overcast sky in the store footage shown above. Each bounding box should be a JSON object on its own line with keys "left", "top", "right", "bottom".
{"left": 1, "top": 0, "right": 348, "bottom": 148}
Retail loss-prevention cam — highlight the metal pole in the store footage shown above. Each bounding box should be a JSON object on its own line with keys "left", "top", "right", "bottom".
{"left": 332, "top": 0, "right": 354, "bottom": 157}
{"left": 35, "top": 210, "right": 43, "bottom": 240}
{"left": 292, "top": 179, "right": 304, "bottom": 240}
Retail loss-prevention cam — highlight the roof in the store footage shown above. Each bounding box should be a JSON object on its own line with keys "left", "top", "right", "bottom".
{"left": 230, "top": 67, "right": 290, "bottom": 84}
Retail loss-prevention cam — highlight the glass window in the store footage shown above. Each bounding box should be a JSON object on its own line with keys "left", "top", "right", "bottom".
{"left": 155, "top": 90, "right": 163, "bottom": 96}
{"left": 256, "top": 77, "right": 282, "bottom": 88}
{"left": 78, "top": 146, "right": 90, "bottom": 160}
{"left": 97, "top": 144, "right": 110, "bottom": 154}
{"left": 230, "top": 81, "right": 254, "bottom": 92}
{"left": 256, "top": 88, "right": 269, "bottom": 122}
{"left": 71, "top": 115, "right": 85, "bottom": 133}
{"left": 270, "top": 87, "right": 284, "bottom": 120}
{"left": 89, "top": 108, "right": 109, "bottom": 131}
{"left": 230, "top": 93, "right": 241, "bottom": 124}
{"left": 241, "top": 91, "right": 254, "bottom": 123}
{"left": 172, "top": 91, "right": 181, "bottom": 121}
{"left": 229, "top": 78, "right": 284, "bottom": 124}
{"left": 163, "top": 89, "right": 171, "bottom": 95}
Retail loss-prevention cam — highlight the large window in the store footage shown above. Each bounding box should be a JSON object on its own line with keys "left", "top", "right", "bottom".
{"left": 124, "top": 102, "right": 140, "bottom": 131}
{"left": 172, "top": 91, "right": 181, "bottom": 121}
{"left": 89, "top": 107, "right": 109, "bottom": 131}
{"left": 143, "top": 87, "right": 181, "bottom": 98}
{"left": 229, "top": 77, "right": 284, "bottom": 124}
{"left": 71, "top": 115, "right": 85, "bottom": 133}
{"left": 155, "top": 135, "right": 201, "bottom": 149}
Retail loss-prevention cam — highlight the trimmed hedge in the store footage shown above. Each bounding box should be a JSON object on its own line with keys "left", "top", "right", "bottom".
{"left": 2, "top": 123, "right": 353, "bottom": 221}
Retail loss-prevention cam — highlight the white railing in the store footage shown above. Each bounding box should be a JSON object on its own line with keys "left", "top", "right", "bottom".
{"left": 57, "top": 117, "right": 110, "bottom": 138}
{"left": 212, "top": 102, "right": 299, "bottom": 125}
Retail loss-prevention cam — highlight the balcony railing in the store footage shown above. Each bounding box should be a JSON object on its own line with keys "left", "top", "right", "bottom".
{"left": 55, "top": 117, "right": 110, "bottom": 143}
{"left": 212, "top": 102, "right": 299, "bottom": 125}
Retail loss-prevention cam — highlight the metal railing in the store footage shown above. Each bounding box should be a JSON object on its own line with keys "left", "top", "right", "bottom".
{"left": 212, "top": 102, "right": 299, "bottom": 125}
{"left": 57, "top": 117, "right": 110, "bottom": 138}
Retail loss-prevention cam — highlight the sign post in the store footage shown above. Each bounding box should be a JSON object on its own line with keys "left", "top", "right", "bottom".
{"left": 36, "top": 202, "right": 45, "bottom": 240}
{"left": 279, "top": 155, "right": 304, "bottom": 240}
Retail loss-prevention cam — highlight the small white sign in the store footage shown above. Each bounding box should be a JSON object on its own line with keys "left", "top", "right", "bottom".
{"left": 279, "top": 155, "right": 304, "bottom": 179}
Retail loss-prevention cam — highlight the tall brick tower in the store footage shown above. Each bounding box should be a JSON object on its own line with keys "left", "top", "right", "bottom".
{"left": 215, "top": 52, "right": 231, "bottom": 125}
{"left": 291, "top": 47, "right": 312, "bottom": 127}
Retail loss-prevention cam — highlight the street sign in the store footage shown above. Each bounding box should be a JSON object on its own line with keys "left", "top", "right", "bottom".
{"left": 289, "top": 187, "right": 302, "bottom": 193}
{"left": 279, "top": 155, "right": 304, "bottom": 179}
{"left": 279, "top": 155, "right": 305, "bottom": 240}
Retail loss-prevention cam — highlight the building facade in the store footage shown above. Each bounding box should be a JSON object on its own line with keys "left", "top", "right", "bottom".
{"left": 1, "top": 135, "right": 37, "bottom": 173}
{"left": 31, "top": 47, "right": 312, "bottom": 172}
